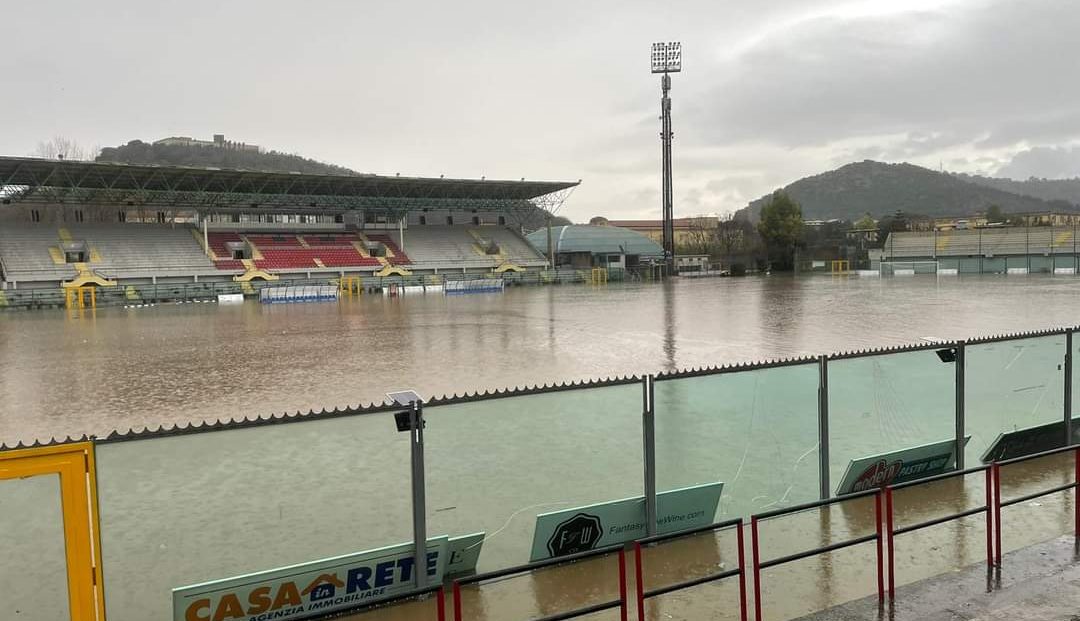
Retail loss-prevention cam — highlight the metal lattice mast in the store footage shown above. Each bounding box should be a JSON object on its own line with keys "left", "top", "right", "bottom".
{"left": 652, "top": 42, "right": 681, "bottom": 275}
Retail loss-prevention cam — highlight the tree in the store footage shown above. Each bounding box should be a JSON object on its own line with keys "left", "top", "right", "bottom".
{"left": 757, "top": 190, "right": 803, "bottom": 270}
{"left": 33, "top": 136, "right": 97, "bottom": 161}
{"left": 678, "top": 216, "right": 716, "bottom": 256}
{"left": 986, "top": 204, "right": 1004, "bottom": 224}
{"left": 854, "top": 213, "right": 876, "bottom": 230}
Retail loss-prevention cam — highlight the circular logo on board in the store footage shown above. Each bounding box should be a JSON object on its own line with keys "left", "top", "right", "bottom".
{"left": 547, "top": 512, "right": 604, "bottom": 557}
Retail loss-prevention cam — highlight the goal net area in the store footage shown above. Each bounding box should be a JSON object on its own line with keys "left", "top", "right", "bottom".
{"left": 879, "top": 260, "right": 940, "bottom": 276}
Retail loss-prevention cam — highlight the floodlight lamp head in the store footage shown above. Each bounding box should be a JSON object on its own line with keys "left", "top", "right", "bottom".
{"left": 651, "top": 41, "right": 682, "bottom": 73}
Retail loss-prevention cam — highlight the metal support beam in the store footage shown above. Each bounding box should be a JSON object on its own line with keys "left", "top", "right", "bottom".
{"left": 410, "top": 401, "right": 427, "bottom": 588}
{"left": 659, "top": 73, "right": 675, "bottom": 276}
{"left": 818, "top": 355, "right": 830, "bottom": 500}
{"left": 643, "top": 375, "right": 657, "bottom": 536}
{"left": 955, "top": 341, "right": 966, "bottom": 470}
{"left": 1066, "top": 331, "right": 1073, "bottom": 446}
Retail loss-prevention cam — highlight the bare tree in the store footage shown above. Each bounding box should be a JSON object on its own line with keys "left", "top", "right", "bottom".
{"left": 33, "top": 136, "right": 98, "bottom": 161}
{"left": 678, "top": 215, "right": 717, "bottom": 256}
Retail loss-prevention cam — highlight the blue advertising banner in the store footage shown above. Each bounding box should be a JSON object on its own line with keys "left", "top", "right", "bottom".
{"left": 528, "top": 482, "right": 723, "bottom": 562}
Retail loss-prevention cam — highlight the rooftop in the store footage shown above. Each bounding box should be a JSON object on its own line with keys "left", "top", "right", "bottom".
{"left": 0, "top": 156, "right": 580, "bottom": 214}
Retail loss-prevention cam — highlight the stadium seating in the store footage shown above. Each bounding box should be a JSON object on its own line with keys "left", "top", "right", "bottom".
{"left": 365, "top": 234, "right": 411, "bottom": 265}
{"left": 0, "top": 225, "right": 216, "bottom": 283}
{"left": 0, "top": 223, "right": 547, "bottom": 285}
{"left": 886, "top": 228, "right": 1074, "bottom": 259}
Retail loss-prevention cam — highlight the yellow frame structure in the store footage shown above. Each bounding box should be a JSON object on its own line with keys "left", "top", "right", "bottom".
{"left": 830, "top": 259, "right": 850, "bottom": 274}
{"left": 0, "top": 442, "right": 106, "bottom": 621}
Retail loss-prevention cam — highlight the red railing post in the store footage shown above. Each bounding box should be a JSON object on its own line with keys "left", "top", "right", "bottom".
{"left": 618, "top": 548, "right": 628, "bottom": 621}
{"left": 1074, "top": 447, "right": 1080, "bottom": 538}
{"left": 874, "top": 490, "right": 884, "bottom": 603}
{"left": 993, "top": 462, "right": 1002, "bottom": 567}
{"left": 633, "top": 542, "right": 645, "bottom": 621}
{"left": 737, "top": 521, "right": 748, "bottom": 621}
{"left": 885, "top": 487, "right": 895, "bottom": 601}
{"left": 751, "top": 516, "right": 762, "bottom": 621}
{"left": 437, "top": 586, "right": 446, "bottom": 621}
{"left": 985, "top": 467, "right": 994, "bottom": 569}
{"left": 452, "top": 581, "right": 462, "bottom": 621}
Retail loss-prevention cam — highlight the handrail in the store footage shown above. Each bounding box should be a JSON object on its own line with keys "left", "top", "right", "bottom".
{"left": 888, "top": 463, "right": 989, "bottom": 491}
{"left": 312, "top": 584, "right": 445, "bottom": 621}
{"left": 452, "top": 546, "right": 628, "bottom": 621}
{"left": 992, "top": 446, "right": 1080, "bottom": 566}
{"left": 885, "top": 467, "right": 993, "bottom": 600}
{"left": 633, "top": 518, "right": 747, "bottom": 621}
{"left": 754, "top": 487, "right": 878, "bottom": 521}
{"left": 996, "top": 442, "right": 1080, "bottom": 466}
{"left": 751, "top": 490, "right": 884, "bottom": 621}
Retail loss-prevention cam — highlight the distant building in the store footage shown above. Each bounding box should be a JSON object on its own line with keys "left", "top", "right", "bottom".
{"left": 152, "top": 134, "right": 260, "bottom": 153}
{"left": 596, "top": 217, "right": 719, "bottom": 247}
{"left": 525, "top": 225, "right": 663, "bottom": 270}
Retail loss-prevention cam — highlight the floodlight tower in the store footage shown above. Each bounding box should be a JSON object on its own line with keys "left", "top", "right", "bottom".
{"left": 651, "top": 41, "right": 681, "bottom": 275}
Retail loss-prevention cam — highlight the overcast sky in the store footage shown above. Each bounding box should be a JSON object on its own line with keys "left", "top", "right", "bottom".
{"left": 3, "top": 0, "right": 1078, "bottom": 221}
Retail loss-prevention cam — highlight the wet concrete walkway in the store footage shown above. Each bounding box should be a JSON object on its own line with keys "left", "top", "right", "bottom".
{"left": 798, "top": 536, "right": 1080, "bottom": 621}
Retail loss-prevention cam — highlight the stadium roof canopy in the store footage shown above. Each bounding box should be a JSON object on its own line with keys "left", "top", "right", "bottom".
{"left": 0, "top": 156, "right": 579, "bottom": 214}
{"left": 526, "top": 225, "right": 664, "bottom": 257}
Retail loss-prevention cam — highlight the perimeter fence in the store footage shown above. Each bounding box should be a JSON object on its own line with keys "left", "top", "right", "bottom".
{"left": 4, "top": 326, "right": 1080, "bottom": 621}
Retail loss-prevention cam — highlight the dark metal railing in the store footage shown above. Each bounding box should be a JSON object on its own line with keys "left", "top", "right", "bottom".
{"left": 452, "top": 544, "right": 628, "bottom": 621}
{"left": 750, "top": 488, "right": 884, "bottom": 621}
{"left": 884, "top": 465, "right": 993, "bottom": 600}
{"left": 632, "top": 518, "right": 747, "bottom": 621}
{"left": 992, "top": 444, "right": 1080, "bottom": 566}
{"left": 312, "top": 583, "right": 445, "bottom": 621}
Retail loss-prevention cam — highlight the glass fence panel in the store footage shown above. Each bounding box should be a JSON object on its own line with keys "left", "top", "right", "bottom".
{"left": 1073, "top": 334, "right": 1080, "bottom": 424}
{"left": 654, "top": 363, "right": 819, "bottom": 519}
{"left": 966, "top": 335, "right": 1066, "bottom": 465}
{"left": 97, "top": 411, "right": 411, "bottom": 621}
{"left": 424, "top": 383, "right": 642, "bottom": 573}
{"left": 0, "top": 473, "right": 70, "bottom": 621}
{"left": 828, "top": 349, "right": 956, "bottom": 491}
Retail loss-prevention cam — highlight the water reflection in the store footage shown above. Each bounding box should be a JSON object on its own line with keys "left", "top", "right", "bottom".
{"left": 5, "top": 274, "right": 1080, "bottom": 443}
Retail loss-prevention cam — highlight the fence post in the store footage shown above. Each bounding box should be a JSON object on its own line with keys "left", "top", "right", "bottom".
{"left": 885, "top": 487, "right": 895, "bottom": 601}
{"left": 452, "top": 581, "right": 462, "bottom": 621}
{"left": 1066, "top": 331, "right": 1073, "bottom": 446}
{"left": 751, "top": 516, "right": 762, "bottom": 621}
{"left": 618, "top": 548, "right": 628, "bottom": 621}
{"left": 1075, "top": 447, "right": 1080, "bottom": 538}
{"left": 737, "top": 521, "right": 748, "bottom": 621}
{"left": 634, "top": 542, "right": 645, "bottom": 621}
{"left": 985, "top": 467, "right": 994, "bottom": 569}
{"left": 992, "top": 462, "right": 1002, "bottom": 567}
{"left": 411, "top": 400, "right": 428, "bottom": 588}
{"left": 818, "top": 356, "right": 831, "bottom": 500}
{"left": 875, "top": 491, "right": 884, "bottom": 603}
{"left": 955, "top": 341, "right": 966, "bottom": 470}
{"left": 643, "top": 375, "right": 657, "bottom": 537}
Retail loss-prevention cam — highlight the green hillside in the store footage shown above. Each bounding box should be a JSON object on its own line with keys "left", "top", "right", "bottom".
{"left": 957, "top": 173, "right": 1080, "bottom": 208}
{"left": 737, "top": 161, "right": 1060, "bottom": 222}
{"left": 96, "top": 140, "right": 357, "bottom": 175}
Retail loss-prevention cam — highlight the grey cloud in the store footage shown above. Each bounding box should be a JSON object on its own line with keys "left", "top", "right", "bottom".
{"left": 686, "top": 0, "right": 1080, "bottom": 150}
{"left": 996, "top": 146, "right": 1080, "bottom": 179}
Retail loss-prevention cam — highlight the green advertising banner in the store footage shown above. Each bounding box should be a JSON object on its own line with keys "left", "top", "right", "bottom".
{"left": 529, "top": 482, "right": 723, "bottom": 561}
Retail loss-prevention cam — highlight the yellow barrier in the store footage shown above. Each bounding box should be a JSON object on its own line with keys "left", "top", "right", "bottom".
{"left": 0, "top": 443, "right": 105, "bottom": 621}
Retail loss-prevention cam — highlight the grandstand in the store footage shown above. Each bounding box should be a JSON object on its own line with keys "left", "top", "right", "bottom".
{"left": 883, "top": 227, "right": 1080, "bottom": 274}
{"left": 0, "top": 156, "right": 575, "bottom": 300}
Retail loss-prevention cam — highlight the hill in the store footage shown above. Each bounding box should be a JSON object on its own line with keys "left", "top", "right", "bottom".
{"left": 96, "top": 140, "right": 358, "bottom": 175}
{"left": 736, "top": 161, "right": 1061, "bottom": 222}
{"left": 956, "top": 173, "right": 1080, "bottom": 208}
{"left": 95, "top": 139, "right": 570, "bottom": 228}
